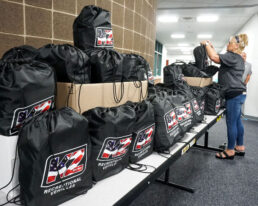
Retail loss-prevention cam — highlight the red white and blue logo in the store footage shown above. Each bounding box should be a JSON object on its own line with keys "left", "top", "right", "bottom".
{"left": 164, "top": 109, "right": 178, "bottom": 133}
{"left": 10, "top": 96, "right": 54, "bottom": 135}
{"left": 95, "top": 27, "right": 113, "bottom": 47}
{"left": 192, "top": 99, "right": 200, "bottom": 112}
{"left": 175, "top": 106, "right": 191, "bottom": 122}
{"left": 133, "top": 124, "right": 155, "bottom": 152}
{"left": 97, "top": 135, "right": 132, "bottom": 161}
{"left": 41, "top": 144, "right": 87, "bottom": 188}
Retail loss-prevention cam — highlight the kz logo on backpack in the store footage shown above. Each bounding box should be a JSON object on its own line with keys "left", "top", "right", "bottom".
{"left": 164, "top": 109, "right": 178, "bottom": 133}
{"left": 97, "top": 135, "right": 132, "bottom": 161}
{"left": 95, "top": 27, "right": 113, "bottom": 47}
{"left": 215, "top": 99, "right": 221, "bottom": 113}
{"left": 191, "top": 99, "right": 200, "bottom": 112}
{"left": 184, "top": 102, "right": 193, "bottom": 116}
{"left": 10, "top": 96, "right": 54, "bottom": 135}
{"left": 41, "top": 144, "right": 88, "bottom": 188}
{"left": 133, "top": 124, "right": 155, "bottom": 152}
{"left": 175, "top": 106, "right": 191, "bottom": 122}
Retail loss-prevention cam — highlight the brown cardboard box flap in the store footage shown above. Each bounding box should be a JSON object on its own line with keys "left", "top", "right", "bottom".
{"left": 56, "top": 81, "right": 148, "bottom": 113}
{"left": 184, "top": 77, "right": 212, "bottom": 87}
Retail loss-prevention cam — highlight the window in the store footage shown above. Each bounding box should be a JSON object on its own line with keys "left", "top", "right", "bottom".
{"left": 154, "top": 41, "right": 163, "bottom": 76}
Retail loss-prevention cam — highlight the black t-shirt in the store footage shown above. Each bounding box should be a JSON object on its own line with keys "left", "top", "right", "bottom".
{"left": 218, "top": 52, "right": 246, "bottom": 99}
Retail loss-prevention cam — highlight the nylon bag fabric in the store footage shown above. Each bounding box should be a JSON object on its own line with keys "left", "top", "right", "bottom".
{"left": 36, "top": 44, "right": 91, "bottom": 83}
{"left": 83, "top": 104, "right": 136, "bottom": 181}
{"left": 73, "top": 5, "right": 113, "bottom": 50}
{"left": 86, "top": 48, "right": 123, "bottom": 83}
{"left": 121, "top": 54, "right": 148, "bottom": 81}
{"left": 190, "top": 86, "right": 208, "bottom": 120}
{"left": 209, "top": 83, "right": 225, "bottom": 108}
{"left": 163, "top": 62, "right": 184, "bottom": 84}
{"left": 167, "top": 90, "right": 195, "bottom": 134}
{"left": 193, "top": 45, "right": 208, "bottom": 71}
{"left": 2, "top": 45, "right": 38, "bottom": 60}
{"left": 18, "top": 107, "right": 92, "bottom": 206}
{"left": 182, "top": 63, "right": 209, "bottom": 77}
{"left": 0, "top": 59, "right": 55, "bottom": 136}
{"left": 126, "top": 101, "right": 155, "bottom": 163}
{"left": 149, "top": 91, "right": 182, "bottom": 152}
{"left": 204, "top": 86, "right": 221, "bottom": 115}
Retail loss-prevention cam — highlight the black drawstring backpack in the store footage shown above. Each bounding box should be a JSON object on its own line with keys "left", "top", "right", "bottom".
{"left": 121, "top": 54, "right": 148, "bottom": 81}
{"left": 2, "top": 45, "right": 38, "bottom": 60}
{"left": 73, "top": 5, "right": 113, "bottom": 50}
{"left": 193, "top": 45, "right": 208, "bottom": 71}
{"left": 18, "top": 107, "right": 92, "bottom": 206}
{"left": 86, "top": 48, "right": 123, "bottom": 83}
{"left": 204, "top": 86, "right": 221, "bottom": 115}
{"left": 83, "top": 104, "right": 136, "bottom": 181}
{"left": 163, "top": 62, "right": 184, "bottom": 84}
{"left": 0, "top": 59, "right": 55, "bottom": 136}
{"left": 149, "top": 91, "right": 182, "bottom": 152}
{"left": 166, "top": 90, "right": 195, "bottom": 134}
{"left": 190, "top": 86, "right": 208, "bottom": 121}
{"left": 127, "top": 101, "right": 155, "bottom": 163}
{"left": 182, "top": 63, "right": 209, "bottom": 77}
{"left": 36, "top": 44, "right": 91, "bottom": 83}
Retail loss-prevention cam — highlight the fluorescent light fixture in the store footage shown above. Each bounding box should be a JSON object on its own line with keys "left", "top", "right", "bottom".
{"left": 178, "top": 43, "right": 189, "bottom": 47}
{"left": 180, "top": 47, "right": 192, "bottom": 52}
{"left": 197, "top": 15, "right": 219, "bottom": 22}
{"left": 197, "top": 34, "right": 213, "bottom": 39}
{"left": 171, "top": 34, "right": 185, "bottom": 39}
{"left": 158, "top": 15, "right": 178, "bottom": 23}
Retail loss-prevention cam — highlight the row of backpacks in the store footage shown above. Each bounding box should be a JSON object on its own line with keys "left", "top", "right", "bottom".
{"left": 18, "top": 78, "right": 222, "bottom": 205}
{"left": 18, "top": 101, "right": 156, "bottom": 206}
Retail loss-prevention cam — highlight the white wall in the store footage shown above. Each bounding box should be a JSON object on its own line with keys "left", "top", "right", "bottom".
{"left": 160, "top": 46, "right": 168, "bottom": 82}
{"left": 236, "top": 14, "right": 258, "bottom": 117}
{"left": 167, "top": 54, "right": 194, "bottom": 64}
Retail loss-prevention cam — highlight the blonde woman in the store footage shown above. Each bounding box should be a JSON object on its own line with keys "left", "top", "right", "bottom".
{"left": 201, "top": 34, "right": 248, "bottom": 159}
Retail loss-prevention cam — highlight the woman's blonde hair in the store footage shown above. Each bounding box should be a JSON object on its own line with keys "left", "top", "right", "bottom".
{"left": 237, "top": 34, "right": 248, "bottom": 52}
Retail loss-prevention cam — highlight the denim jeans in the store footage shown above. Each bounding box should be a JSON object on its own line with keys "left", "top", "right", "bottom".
{"left": 226, "top": 94, "right": 246, "bottom": 149}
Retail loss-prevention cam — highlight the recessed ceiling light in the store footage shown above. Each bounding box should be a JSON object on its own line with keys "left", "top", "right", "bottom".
{"left": 158, "top": 15, "right": 178, "bottom": 23}
{"left": 178, "top": 43, "right": 189, "bottom": 47}
{"left": 171, "top": 34, "right": 185, "bottom": 39}
{"left": 197, "top": 15, "right": 219, "bottom": 22}
{"left": 180, "top": 47, "right": 192, "bottom": 52}
{"left": 197, "top": 34, "right": 213, "bottom": 39}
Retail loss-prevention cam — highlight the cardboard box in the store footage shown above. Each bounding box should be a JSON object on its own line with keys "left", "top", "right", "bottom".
{"left": 184, "top": 77, "right": 212, "bottom": 87}
{"left": 56, "top": 81, "right": 148, "bottom": 113}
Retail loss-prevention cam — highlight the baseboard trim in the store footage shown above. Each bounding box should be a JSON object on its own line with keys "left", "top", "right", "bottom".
{"left": 242, "top": 115, "right": 258, "bottom": 121}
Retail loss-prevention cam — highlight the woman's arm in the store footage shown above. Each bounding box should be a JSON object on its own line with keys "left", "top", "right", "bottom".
{"left": 201, "top": 41, "right": 220, "bottom": 64}
{"left": 244, "top": 74, "right": 251, "bottom": 84}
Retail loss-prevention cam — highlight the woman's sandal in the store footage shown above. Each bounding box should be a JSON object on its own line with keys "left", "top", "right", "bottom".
{"left": 234, "top": 148, "right": 245, "bottom": 156}
{"left": 215, "top": 151, "right": 235, "bottom": 160}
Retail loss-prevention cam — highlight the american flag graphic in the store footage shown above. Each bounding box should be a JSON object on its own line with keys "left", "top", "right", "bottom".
{"left": 135, "top": 126, "right": 154, "bottom": 150}
{"left": 96, "top": 28, "right": 113, "bottom": 46}
{"left": 100, "top": 137, "right": 132, "bottom": 160}
{"left": 46, "top": 148, "right": 85, "bottom": 184}
{"left": 176, "top": 107, "right": 189, "bottom": 121}
{"left": 215, "top": 99, "right": 221, "bottom": 112}
{"left": 192, "top": 99, "right": 200, "bottom": 111}
{"left": 166, "top": 110, "right": 178, "bottom": 130}
{"left": 185, "top": 102, "right": 193, "bottom": 115}
{"left": 16, "top": 100, "right": 52, "bottom": 126}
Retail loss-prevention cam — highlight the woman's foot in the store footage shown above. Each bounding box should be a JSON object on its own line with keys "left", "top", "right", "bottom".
{"left": 235, "top": 145, "right": 245, "bottom": 156}
{"left": 216, "top": 149, "right": 235, "bottom": 160}
{"left": 235, "top": 145, "right": 245, "bottom": 152}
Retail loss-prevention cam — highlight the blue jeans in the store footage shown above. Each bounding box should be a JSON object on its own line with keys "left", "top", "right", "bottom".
{"left": 226, "top": 94, "right": 246, "bottom": 150}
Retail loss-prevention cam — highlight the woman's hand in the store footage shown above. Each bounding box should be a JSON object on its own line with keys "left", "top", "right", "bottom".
{"left": 200, "top": 40, "right": 207, "bottom": 45}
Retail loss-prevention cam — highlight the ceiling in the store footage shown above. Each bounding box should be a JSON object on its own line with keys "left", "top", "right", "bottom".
{"left": 156, "top": 0, "right": 258, "bottom": 56}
